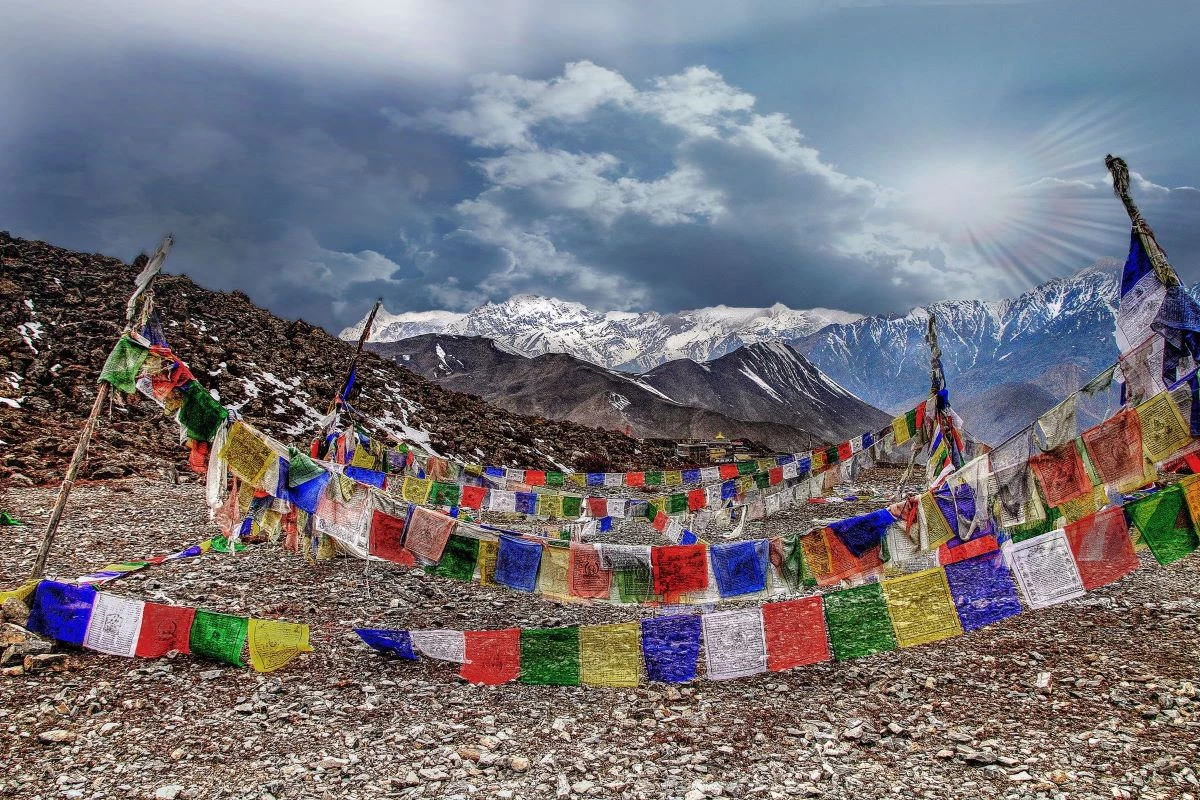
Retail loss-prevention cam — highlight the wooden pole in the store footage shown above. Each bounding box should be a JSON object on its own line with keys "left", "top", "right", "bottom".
{"left": 1105, "top": 155, "right": 1180, "bottom": 287}
{"left": 326, "top": 297, "right": 383, "bottom": 419}
{"left": 29, "top": 235, "right": 173, "bottom": 580}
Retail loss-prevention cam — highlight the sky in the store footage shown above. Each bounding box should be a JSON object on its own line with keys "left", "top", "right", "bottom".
{"left": 3, "top": 0, "right": 1199, "bottom": 333}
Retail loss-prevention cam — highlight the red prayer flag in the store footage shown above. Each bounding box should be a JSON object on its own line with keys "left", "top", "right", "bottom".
{"left": 938, "top": 534, "right": 999, "bottom": 565}
{"left": 719, "top": 464, "right": 739, "bottom": 480}
{"left": 837, "top": 441, "right": 853, "bottom": 462}
{"left": 524, "top": 470, "right": 546, "bottom": 486}
{"left": 687, "top": 488, "right": 707, "bottom": 512}
{"left": 651, "top": 511, "right": 670, "bottom": 532}
{"left": 369, "top": 510, "right": 416, "bottom": 566}
{"left": 135, "top": 602, "right": 196, "bottom": 658}
{"left": 403, "top": 506, "right": 455, "bottom": 563}
{"left": 1030, "top": 442, "right": 1092, "bottom": 507}
{"left": 626, "top": 472, "right": 645, "bottom": 488}
{"left": 1064, "top": 506, "right": 1139, "bottom": 590}
{"left": 651, "top": 544, "right": 709, "bottom": 600}
{"left": 568, "top": 542, "right": 612, "bottom": 599}
{"left": 1082, "top": 408, "right": 1144, "bottom": 486}
{"left": 460, "top": 629, "right": 521, "bottom": 685}
{"left": 587, "top": 497, "right": 608, "bottom": 518}
{"left": 762, "top": 597, "right": 830, "bottom": 671}
{"left": 460, "top": 485, "right": 487, "bottom": 510}
{"left": 768, "top": 466, "right": 784, "bottom": 485}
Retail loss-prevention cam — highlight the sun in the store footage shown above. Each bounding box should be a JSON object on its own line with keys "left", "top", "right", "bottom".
{"left": 903, "top": 160, "right": 1023, "bottom": 244}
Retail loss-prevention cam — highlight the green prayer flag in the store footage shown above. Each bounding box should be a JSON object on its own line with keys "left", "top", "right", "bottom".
{"left": 823, "top": 583, "right": 897, "bottom": 661}
{"left": 433, "top": 534, "right": 479, "bottom": 582}
{"left": 644, "top": 502, "right": 658, "bottom": 521}
{"left": 429, "top": 481, "right": 460, "bottom": 507}
{"left": 905, "top": 408, "right": 919, "bottom": 437}
{"left": 98, "top": 335, "right": 149, "bottom": 394}
{"left": 667, "top": 493, "right": 688, "bottom": 514}
{"left": 1126, "top": 485, "right": 1199, "bottom": 566}
{"left": 754, "top": 472, "right": 770, "bottom": 490}
{"left": 737, "top": 461, "right": 756, "bottom": 476}
{"left": 209, "top": 535, "right": 246, "bottom": 554}
{"left": 613, "top": 567, "right": 659, "bottom": 603}
{"left": 178, "top": 382, "right": 228, "bottom": 442}
{"left": 519, "top": 627, "right": 580, "bottom": 686}
{"left": 545, "top": 471, "right": 565, "bottom": 488}
{"left": 775, "top": 534, "right": 815, "bottom": 589}
{"left": 190, "top": 609, "right": 248, "bottom": 667}
{"left": 825, "top": 445, "right": 839, "bottom": 465}
{"left": 0, "top": 512, "right": 24, "bottom": 526}
{"left": 561, "top": 495, "right": 582, "bottom": 518}
{"left": 644, "top": 472, "right": 663, "bottom": 487}
{"left": 1008, "top": 509, "right": 1062, "bottom": 543}
{"left": 287, "top": 447, "right": 325, "bottom": 487}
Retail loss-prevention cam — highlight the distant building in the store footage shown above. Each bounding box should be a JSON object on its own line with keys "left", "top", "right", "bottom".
{"left": 674, "top": 436, "right": 763, "bottom": 463}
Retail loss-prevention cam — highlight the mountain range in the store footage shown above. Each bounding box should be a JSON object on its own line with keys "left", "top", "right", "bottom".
{"left": 371, "top": 337, "right": 891, "bottom": 451}
{"left": 349, "top": 262, "right": 1142, "bottom": 445}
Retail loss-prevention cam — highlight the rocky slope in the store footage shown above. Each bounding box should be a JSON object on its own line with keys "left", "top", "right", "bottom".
{"left": 370, "top": 335, "right": 824, "bottom": 451}
{"left": 345, "top": 294, "right": 861, "bottom": 372}
{"left": 0, "top": 232, "right": 683, "bottom": 485}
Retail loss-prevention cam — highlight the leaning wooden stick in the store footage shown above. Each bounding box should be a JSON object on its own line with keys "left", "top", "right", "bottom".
{"left": 325, "top": 297, "right": 383, "bottom": 421}
{"left": 29, "top": 235, "right": 174, "bottom": 580}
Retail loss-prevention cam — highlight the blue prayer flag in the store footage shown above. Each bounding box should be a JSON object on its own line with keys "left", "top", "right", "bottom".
{"left": 344, "top": 466, "right": 386, "bottom": 489}
{"left": 599, "top": 516, "right": 613, "bottom": 532}
{"left": 721, "top": 480, "right": 737, "bottom": 501}
{"left": 680, "top": 530, "right": 699, "bottom": 545}
{"left": 586, "top": 473, "right": 605, "bottom": 487}
{"left": 27, "top": 581, "right": 96, "bottom": 646}
{"left": 682, "top": 469, "right": 701, "bottom": 484}
{"left": 485, "top": 466, "right": 505, "bottom": 478}
{"left": 514, "top": 491, "right": 538, "bottom": 515}
{"left": 287, "top": 472, "right": 332, "bottom": 515}
{"left": 828, "top": 508, "right": 895, "bottom": 557}
{"left": 640, "top": 615, "right": 702, "bottom": 683}
{"left": 494, "top": 535, "right": 543, "bottom": 592}
{"left": 943, "top": 551, "right": 1022, "bottom": 632}
{"left": 709, "top": 540, "right": 769, "bottom": 597}
{"left": 355, "top": 628, "right": 418, "bottom": 659}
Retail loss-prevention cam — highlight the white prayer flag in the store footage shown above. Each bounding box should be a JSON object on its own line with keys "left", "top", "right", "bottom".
{"left": 410, "top": 629, "right": 467, "bottom": 663}
{"left": 1005, "top": 529, "right": 1086, "bottom": 609}
{"left": 702, "top": 609, "right": 767, "bottom": 680}
{"left": 488, "top": 490, "right": 517, "bottom": 513}
{"left": 84, "top": 592, "right": 145, "bottom": 657}
{"left": 607, "top": 498, "right": 627, "bottom": 519}
{"left": 701, "top": 467, "right": 721, "bottom": 483}
{"left": 504, "top": 468, "right": 525, "bottom": 484}
{"left": 604, "top": 473, "right": 623, "bottom": 488}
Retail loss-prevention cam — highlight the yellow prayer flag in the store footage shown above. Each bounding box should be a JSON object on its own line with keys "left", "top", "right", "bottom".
{"left": 1136, "top": 391, "right": 1191, "bottom": 463}
{"left": 349, "top": 444, "right": 376, "bottom": 469}
{"left": 811, "top": 450, "right": 827, "bottom": 472}
{"left": 477, "top": 539, "right": 499, "bottom": 585}
{"left": 0, "top": 581, "right": 39, "bottom": 606}
{"left": 919, "top": 492, "right": 955, "bottom": 549}
{"left": 247, "top": 618, "right": 313, "bottom": 673}
{"left": 882, "top": 567, "right": 963, "bottom": 648}
{"left": 737, "top": 477, "right": 754, "bottom": 495}
{"left": 537, "top": 545, "right": 572, "bottom": 601}
{"left": 220, "top": 421, "right": 274, "bottom": 486}
{"left": 651, "top": 496, "right": 668, "bottom": 515}
{"left": 580, "top": 623, "right": 641, "bottom": 687}
{"left": 567, "top": 473, "right": 587, "bottom": 488}
{"left": 664, "top": 470, "right": 683, "bottom": 487}
{"left": 538, "top": 494, "right": 564, "bottom": 519}
{"left": 1057, "top": 484, "right": 1107, "bottom": 524}
{"left": 401, "top": 477, "right": 433, "bottom": 505}
{"left": 892, "top": 415, "right": 912, "bottom": 446}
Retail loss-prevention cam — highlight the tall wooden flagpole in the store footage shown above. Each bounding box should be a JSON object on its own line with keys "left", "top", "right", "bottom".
{"left": 1105, "top": 155, "right": 1180, "bottom": 287}
{"left": 325, "top": 298, "right": 383, "bottom": 422}
{"left": 29, "top": 235, "right": 174, "bottom": 580}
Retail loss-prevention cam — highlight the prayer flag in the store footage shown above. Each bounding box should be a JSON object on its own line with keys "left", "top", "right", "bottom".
{"left": 248, "top": 619, "right": 311, "bottom": 673}
{"left": 1082, "top": 409, "right": 1145, "bottom": 486}
{"left": 525, "top": 470, "right": 546, "bottom": 486}
{"left": 494, "top": 535, "right": 542, "bottom": 591}
{"left": 135, "top": 602, "right": 195, "bottom": 658}
{"left": 1137, "top": 391, "right": 1191, "bottom": 463}
{"left": 433, "top": 534, "right": 480, "bottom": 582}
{"left": 769, "top": 534, "right": 814, "bottom": 590}
{"left": 403, "top": 506, "right": 455, "bottom": 563}
{"left": 882, "top": 568, "right": 963, "bottom": 648}
{"left": 702, "top": 609, "right": 767, "bottom": 680}
{"left": 1005, "top": 529, "right": 1086, "bottom": 609}
{"left": 461, "top": 629, "right": 520, "bottom": 684}
{"left": 718, "top": 464, "right": 738, "bottom": 481}
{"left": 476, "top": 539, "right": 499, "bottom": 585}
{"left": 27, "top": 581, "right": 96, "bottom": 646}
{"left": 429, "top": 481, "right": 460, "bottom": 507}
{"left": 640, "top": 615, "right": 702, "bottom": 683}
{"left": 520, "top": 627, "right": 580, "bottom": 686}
{"left": 1126, "top": 484, "right": 1199, "bottom": 565}
{"left": 178, "top": 382, "right": 228, "bottom": 443}
{"left": 369, "top": 509, "right": 415, "bottom": 566}
{"left": 401, "top": 477, "right": 432, "bottom": 505}
{"left": 829, "top": 508, "right": 896, "bottom": 557}
{"left": 568, "top": 543, "right": 612, "bottom": 599}
{"left": 220, "top": 421, "right": 274, "bottom": 486}
{"left": 687, "top": 488, "right": 707, "bottom": 512}
{"left": 1064, "top": 506, "right": 1139, "bottom": 590}
{"left": 709, "top": 540, "right": 769, "bottom": 597}
{"left": 823, "top": 583, "right": 897, "bottom": 661}
{"left": 82, "top": 592, "right": 144, "bottom": 657}
{"left": 99, "top": 335, "right": 149, "bottom": 393}
{"left": 537, "top": 545, "right": 572, "bottom": 600}
{"left": 561, "top": 495, "right": 582, "bottom": 518}
{"left": 190, "top": 609, "right": 248, "bottom": 667}
{"left": 762, "top": 597, "right": 830, "bottom": 671}
{"left": 460, "top": 485, "right": 487, "bottom": 510}
{"left": 411, "top": 630, "right": 467, "bottom": 662}
{"left": 943, "top": 550, "right": 1022, "bottom": 632}
{"left": 651, "top": 544, "right": 709, "bottom": 601}
{"left": 580, "top": 623, "right": 641, "bottom": 687}
{"left": 356, "top": 628, "right": 417, "bottom": 659}
{"left": 626, "top": 472, "right": 645, "bottom": 487}
{"left": 1029, "top": 442, "right": 1092, "bottom": 508}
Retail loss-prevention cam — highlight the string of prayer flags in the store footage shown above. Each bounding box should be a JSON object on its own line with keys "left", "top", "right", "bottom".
{"left": 28, "top": 581, "right": 96, "bottom": 646}
{"left": 189, "top": 609, "right": 249, "bottom": 667}
{"left": 1005, "top": 529, "right": 1086, "bottom": 609}
{"left": 640, "top": 615, "right": 702, "bottom": 683}
{"left": 1126, "top": 484, "right": 1199, "bottom": 565}
{"left": 822, "top": 583, "right": 897, "bottom": 661}
{"left": 494, "top": 534, "right": 543, "bottom": 592}
{"left": 580, "top": 623, "right": 641, "bottom": 688}
{"left": 709, "top": 540, "right": 769, "bottom": 598}
{"left": 460, "top": 629, "right": 521, "bottom": 684}
{"left": 1063, "top": 506, "right": 1140, "bottom": 590}
{"left": 248, "top": 619, "right": 313, "bottom": 673}
{"left": 702, "top": 609, "right": 767, "bottom": 680}
{"left": 520, "top": 627, "right": 580, "bottom": 686}
{"left": 881, "top": 568, "right": 963, "bottom": 648}
{"left": 761, "top": 597, "right": 830, "bottom": 671}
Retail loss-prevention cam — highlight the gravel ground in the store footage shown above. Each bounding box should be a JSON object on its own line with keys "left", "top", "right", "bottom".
{"left": 2, "top": 476, "right": 1199, "bottom": 800}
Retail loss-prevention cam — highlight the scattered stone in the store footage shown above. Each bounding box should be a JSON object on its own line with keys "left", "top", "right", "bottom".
{"left": 37, "top": 729, "right": 73, "bottom": 744}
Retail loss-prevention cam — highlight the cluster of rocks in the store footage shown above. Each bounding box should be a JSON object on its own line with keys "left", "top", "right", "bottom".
{"left": 0, "top": 591, "right": 70, "bottom": 677}
{"left": 1, "top": 477, "right": 1198, "bottom": 800}
{"left": 0, "top": 231, "right": 684, "bottom": 487}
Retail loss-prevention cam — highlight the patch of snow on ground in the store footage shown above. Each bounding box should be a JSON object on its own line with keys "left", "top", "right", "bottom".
{"left": 0, "top": 397, "right": 22, "bottom": 408}
{"left": 608, "top": 392, "right": 631, "bottom": 411}
{"left": 18, "top": 322, "right": 42, "bottom": 352}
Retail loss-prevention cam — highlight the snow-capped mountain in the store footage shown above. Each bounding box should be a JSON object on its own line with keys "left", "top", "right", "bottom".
{"left": 795, "top": 263, "right": 1124, "bottom": 418}
{"left": 342, "top": 295, "right": 861, "bottom": 371}
{"left": 370, "top": 336, "right": 889, "bottom": 451}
